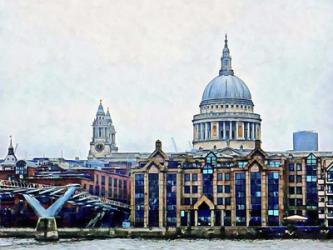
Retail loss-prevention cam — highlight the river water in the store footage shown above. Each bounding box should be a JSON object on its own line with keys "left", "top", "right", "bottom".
{"left": 1, "top": 238, "right": 333, "bottom": 250}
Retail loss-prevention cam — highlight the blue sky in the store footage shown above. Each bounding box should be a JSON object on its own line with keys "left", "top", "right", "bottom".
{"left": 0, "top": 0, "right": 333, "bottom": 158}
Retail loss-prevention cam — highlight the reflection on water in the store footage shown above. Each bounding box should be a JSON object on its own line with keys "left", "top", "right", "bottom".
{"left": 1, "top": 238, "right": 333, "bottom": 250}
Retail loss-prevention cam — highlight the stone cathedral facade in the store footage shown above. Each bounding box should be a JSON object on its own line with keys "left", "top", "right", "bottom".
{"left": 88, "top": 100, "right": 118, "bottom": 159}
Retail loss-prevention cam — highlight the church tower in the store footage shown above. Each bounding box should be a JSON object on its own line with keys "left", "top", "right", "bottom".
{"left": 1, "top": 136, "right": 17, "bottom": 170}
{"left": 88, "top": 100, "right": 118, "bottom": 159}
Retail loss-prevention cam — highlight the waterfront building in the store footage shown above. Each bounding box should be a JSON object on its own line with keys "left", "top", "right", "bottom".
{"left": 192, "top": 35, "right": 261, "bottom": 151}
{"left": 88, "top": 100, "right": 118, "bottom": 159}
{"left": 293, "top": 131, "right": 318, "bottom": 151}
{"left": 131, "top": 140, "right": 285, "bottom": 227}
{"left": 130, "top": 141, "right": 333, "bottom": 227}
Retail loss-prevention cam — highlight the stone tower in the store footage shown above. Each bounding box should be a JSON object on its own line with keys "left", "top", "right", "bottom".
{"left": 88, "top": 100, "right": 118, "bottom": 159}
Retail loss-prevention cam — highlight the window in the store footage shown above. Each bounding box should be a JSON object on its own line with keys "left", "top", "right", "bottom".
{"left": 296, "top": 175, "right": 302, "bottom": 183}
{"left": 289, "top": 163, "right": 295, "bottom": 171}
{"left": 135, "top": 174, "right": 144, "bottom": 226}
{"left": 225, "top": 173, "right": 230, "bottom": 181}
{"left": 306, "top": 176, "right": 317, "bottom": 182}
{"left": 289, "top": 175, "right": 295, "bottom": 183}
{"left": 235, "top": 173, "right": 246, "bottom": 226}
{"left": 225, "top": 185, "right": 230, "bottom": 193}
{"left": 101, "top": 176, "right": 105, "bottom": 185}
{"left": 225, "top": 197, "right": 231, "bottom": 205}
{"left": 184, "top": 186, "right": 191, "bottom": 194}
{"left": 217, "top": 185, "right": 223, "bottom": 193}
{"left": 217, "top": 173, "right": 223, "bottom": 181}
{"left": 184, "top": 173, "right": 190, "bottom": 182}
{"left": 289, "top": 199, "right": 295, "bottom": 206}
{"left": 192, "top": 185, "right": 198, "bottom": 193}
{"left": 296, "top": 199, "right": 303, "bottom": 206}
{"left": 296, "top": 187, "right": 302, "bottom": 194}
{"left": 250, "top": 172, "right": 261, "bottom": 226}
{"left": 306, "top": 154, "right": 317, "bottom": 165}
{"left": 192, "top": 173, "right": 198, "bottom": 182}
{"left": 238, "top": 161, "right": 248, "bottom": 168}
{"left": 148, "top": 173, "right": 159, "bottom": 227}
{"left": 217, "top": 198, "right": 224, "bottom": 205}
{"left": 289, "top": 187, "right": 295, "bottom": 194}
{"left": 327, "top": 168, "right": 333, "bottom": 182}
{"left": 166, "top": 174, "right": 177, "bottom": 226}
{"left": 183, "top": 198, "right": 191, "bottom": 205}
{"left": 268, "top": 172, "right": 279, "bottom": 226}
{"left": 296, "top": 163, "right": 302, "bottom": 171}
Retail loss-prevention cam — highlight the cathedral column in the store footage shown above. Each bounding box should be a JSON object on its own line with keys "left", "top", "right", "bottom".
{"left": 247, "top": 122, "right": 250, "bottom": 139}
{"left": 205, "top": 122, "right": 208, "bottom": 140}
{"left": 229, "top": 121, "right": 232, "bottom": 139}
{"left": 202, "top": 123, "right": 205, "bottom": 140}
{"left": 251, "top": 123, "right": 255, "bottom": 140}
{"left": 223, "top": 121, "right": 226, "bottom": 139}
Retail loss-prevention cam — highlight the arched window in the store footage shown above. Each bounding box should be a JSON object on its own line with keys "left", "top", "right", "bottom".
{"left": 205, "top": 152, "right": 217, "bottom": 166}
{"left": 327, "top": 167, "right": 333, "bottom": 182}
{"left": 306, "top": 154, "right": 317, "bottom": 165}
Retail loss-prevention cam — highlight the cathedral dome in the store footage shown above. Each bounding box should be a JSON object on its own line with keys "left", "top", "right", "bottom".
{"left": 200, "top": 35, "right": 253, "bottom": 107}
{"left": 201, "top": 75, "right": 252, "bottom": 105}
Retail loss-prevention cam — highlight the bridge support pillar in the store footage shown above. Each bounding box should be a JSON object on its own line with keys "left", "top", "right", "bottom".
{"left": 35, "top": 217, "right": 59, "bottom": 241}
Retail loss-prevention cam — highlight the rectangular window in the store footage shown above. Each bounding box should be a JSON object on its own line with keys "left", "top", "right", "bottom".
{"left": 217, "top": 173, "right": 223, "bottom": 181}
{"left": 148, "top": 173, "right": 159, "bottom": 227}
{"left": 235, "top": 173, "right": 246, "bottom": 226}
{"left": 225, "top": 197, "right": 231, "bottom": 205}
{"left": 166, "top": 174, "right": 177, "bottom": 226}
{"left": 296, "top": 199, "right": 303, "bottom": 206}
{"left": 184, "top": 186, "right": 191, "bottom": 194}
{"left": 134, "top": 174, "right": 144, "bottom": 227}
{"left": 184, "top": 173, "right": 190, "bottom": 182}
{"left": 225, "top": 173, "right": 230, "bottom": 181}
{"left": 296, "top": 175, "right": 302, "bottom": 183}
{"left": 296, "top": 163, "right": 302, "bottom": 171}
{"left": 250, "top": 172, "right": 261, "bottom": 226}
{"left": 289, "top": 163, "right": 295, "bottom": 171}
{"left": 183, "top": 198, "right": 191, "bottom": 205}
{"left": 289, "top": 175, "right": 295, "bottom": 183}
{"left": 268, "top": 172, "right": 279, "bottom": 226}
{"left": 217, "top": 185, "right": 223, "bottom": 193}
{"left": 217, "top": 198, "right": 224, "bottom": 205}
{"left": 225, "top": 185, "right": 230, "bottom": 193}
{"left": 101, "top": 176, "right": 105, "bottom": 185}
{"left": 192, "top": 173, "right": 198, "bottom": 181}
{"left": 289, "top": 199, "right": 295, "bottom": 206}
{"left": 296, "top": 187, "right": 302, "bottom": 194}
{"left": 289, "top": 187, "right": 295, "bottom": 194}
{"left": 192, "top": 185, "right": 198, "bottom": 193}
{"left": 108, "top": 177, "right": 113, "bottom": 198}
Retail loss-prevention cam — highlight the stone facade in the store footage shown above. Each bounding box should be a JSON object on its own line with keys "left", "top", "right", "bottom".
{"left": 88, "top": 100, "right": 118, "bottom": 159}
{"left": 131, "top": 141, "right": 333, "bottom": 228}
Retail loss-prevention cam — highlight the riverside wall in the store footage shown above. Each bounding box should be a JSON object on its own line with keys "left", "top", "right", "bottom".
{"left": 0, "top": 226, "right": 332, "bottom": 240}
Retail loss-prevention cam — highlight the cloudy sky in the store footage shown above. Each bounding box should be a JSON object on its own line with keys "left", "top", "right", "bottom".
{"left": 0, "top": 0, "right": 333, "bottom": 159}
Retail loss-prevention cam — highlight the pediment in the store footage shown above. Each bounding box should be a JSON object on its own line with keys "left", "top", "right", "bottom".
{"left": 193, "top": 195, "right": 215, "bottom": 210}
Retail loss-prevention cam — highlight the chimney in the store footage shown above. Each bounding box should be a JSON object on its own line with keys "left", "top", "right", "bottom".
{"left": 255, "top": 140, "right": 261, "bottom": 149}
{"left": 155, "top": 140, "right": 162, "bottom": 150}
